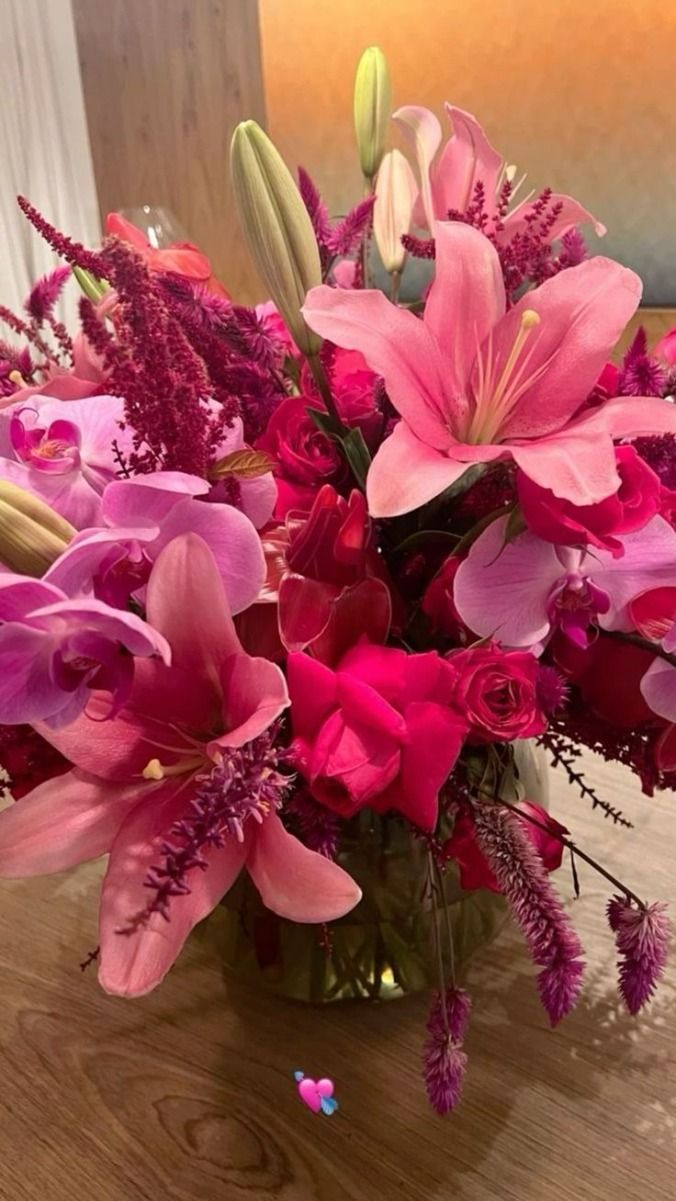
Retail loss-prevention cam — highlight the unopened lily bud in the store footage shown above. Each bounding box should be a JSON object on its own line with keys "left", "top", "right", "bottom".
{"left": 230, "top": 121, "right": 322, "bottom": 358}
{"left": 0, "top": 482, "right": 75, "bottom": 575}
{"left": 373, "top": 149, "right": 417, "bottom": 274}
{"left": 353, "top": 46, "right": 391, "bottom": 181}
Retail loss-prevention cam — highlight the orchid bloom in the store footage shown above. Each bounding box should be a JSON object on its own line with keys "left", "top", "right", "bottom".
{"left": 44, "top": 470, "right": 266, "bottom": 612}
{"left": 394, "top": 104, "right": 605, "bottom": 243}
{"left": 0, "top": 534, "right": 361, "bottom": 996}
{"left": 303, "top": 222, "right": 676, "bottom": 518}
{"left": 0, "top": 395, "right": 128, "bottom": 527}
{"left": 453, "top": 513, "right": 676, "bottom": 650}
{"left": 0, "top": 573, "right": 169, "bottom": 727}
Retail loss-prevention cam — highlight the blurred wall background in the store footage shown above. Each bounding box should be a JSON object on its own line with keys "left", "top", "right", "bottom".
{"left": 259, "top": 0, "right": 676, "bottom": 304}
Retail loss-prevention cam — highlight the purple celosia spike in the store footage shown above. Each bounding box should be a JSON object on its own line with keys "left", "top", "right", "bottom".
{"left": 24, "top": 266, "right": 71, "bottom": 323}
{"left": 617, "top": 326, "right": 666, "bottom": 397}
{"left": 471, "top": 802, "right": 585, "bottom": 1025}
{"left": 297, "top": 166, "right": 333, "bottom": 252}
{"left": 328, "top": 196, "right": 376, "bottom": 257}
{"left": 422, "top": 986, "right": 472, "bottom": 1115}
{"left": 607, "top": 895, "right": 670, "bottom": 1015}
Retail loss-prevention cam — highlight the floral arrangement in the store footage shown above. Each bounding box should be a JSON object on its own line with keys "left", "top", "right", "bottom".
{"left": 0, "top": 46, "right": 674, "bottom": 1115}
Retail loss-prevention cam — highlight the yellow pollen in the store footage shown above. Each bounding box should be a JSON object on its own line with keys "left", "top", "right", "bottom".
{"left": 142, "top": 755, "right": 204, "bottom": 780}
{"left": 520, "top": 309, "right": 540, "bottom": 330}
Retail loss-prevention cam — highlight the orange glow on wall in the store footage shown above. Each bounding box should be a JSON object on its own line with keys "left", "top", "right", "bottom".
{"left": 260, "top": 0, "right": 676, "bottom": 302}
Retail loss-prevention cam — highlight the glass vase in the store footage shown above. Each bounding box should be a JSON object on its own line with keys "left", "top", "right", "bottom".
{"left": 214, "top": 742, "right": 548, "bottom": 1003}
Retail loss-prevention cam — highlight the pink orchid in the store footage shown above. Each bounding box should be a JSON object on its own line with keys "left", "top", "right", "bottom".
{"left": 0, "top": 534, "right": 361, "bottom": 996}
{"left": 44, "top": 470, "right": 266, "bottom": 613}
{"left": 209, "top": 415, "right": 277, "bottom": 528}
{"left": 303, "top": 222, "right": 676, "bottom": 518}
{"left": 394, "top": 104, "right": 604, "bottom": 243}
{"left": 0, "top": 395, "right": 129, "bottom": 526}
{"left": 0, "top": 573, "right": 169, "bottom": 727}
{"left": 453, "top": 513, "right": 676, "bottom": 650}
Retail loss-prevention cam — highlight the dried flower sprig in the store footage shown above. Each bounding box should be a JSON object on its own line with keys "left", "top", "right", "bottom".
{"left": 607, "top": 896, "right": 670, "bottom": 1014}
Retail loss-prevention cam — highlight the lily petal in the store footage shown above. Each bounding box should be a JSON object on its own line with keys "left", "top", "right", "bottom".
{"left": 302, "top": 285, "right": 453, "bottom": 450}
{"left": 98, "top": 780, "right": 246, "bottom": 997}
{"left": 393, "top": 105, "right": 442, "bottom": 230}
{"left": 0, "top": 771, "right": 150, "bottom": 877}
{"left": 246, "top": 812, "right": 362, "bottom": 922}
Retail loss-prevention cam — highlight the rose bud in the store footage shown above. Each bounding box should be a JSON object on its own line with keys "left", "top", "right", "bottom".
{"left": 230, "top": 121, "right": 322, "bottom": 358}
{"left": 353, "top": 46, "right": 391, "bottom": 181}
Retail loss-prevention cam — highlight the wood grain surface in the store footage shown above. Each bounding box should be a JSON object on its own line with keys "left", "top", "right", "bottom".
{"left": 0, "top": 746, "right": 673, "bottom": 1201}
{"left": 71, "top": 0, "right": 267, "bottom": 301}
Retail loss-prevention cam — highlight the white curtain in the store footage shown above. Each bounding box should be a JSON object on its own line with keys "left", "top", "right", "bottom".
{"left": 0, "top": 0, "right": 100, "bottom": 331}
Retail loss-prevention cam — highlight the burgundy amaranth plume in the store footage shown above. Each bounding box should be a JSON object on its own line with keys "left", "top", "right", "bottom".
{"left": 403, "top": 184, "right": 587, "bottom": 302}
{"left": 607, "top": 896, "right": 670, "bottom": 1014}
{"left": 80, "top": 238, "right": 228, "bottom": 477}
{"left": 471, "top": 802, "right": 585, "bottom": 1024}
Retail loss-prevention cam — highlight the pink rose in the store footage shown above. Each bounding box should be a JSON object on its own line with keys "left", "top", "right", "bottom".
{"left": 517, "top": 446, "right": 662, "bottom": 558}
{"left": 444, "top": 802, "right": 566, "bottom": 892}
{"left": 449, "top": 644, "right": 549, "bottom": 743}
{"left": 288, "top": 642, "right": 466, "bottom": 830}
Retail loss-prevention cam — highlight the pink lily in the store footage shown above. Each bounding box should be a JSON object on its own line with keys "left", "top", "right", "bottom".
{"left": 0, "top": 394, "right": 129, "bottom": 526}
{"left": 303, "top": 222, "right": 676, "bottom": 517}
{"left": 0, "top": 534, "right": 361, "bottom": 996}
{"left": 45, "top": 469, "right": 266, "bottom": 613}
{"left": 453, "top": 513, "right": 676, "bottom": 650}
{"left": 0, "top": 573, "right": 170, "bottom": 727}
{"left": 394, "top": 104, "right": 604, "bottom": 242}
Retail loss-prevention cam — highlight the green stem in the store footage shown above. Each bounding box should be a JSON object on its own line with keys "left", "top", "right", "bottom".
{"left": 390, "top": 270, "right": 401, "bottom": 304}
{"left": 306, "top": 353, "right": 346, "bottom": 432}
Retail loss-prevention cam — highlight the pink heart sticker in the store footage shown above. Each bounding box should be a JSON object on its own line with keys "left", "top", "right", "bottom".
{"left": 316, "top": 1078, "right": 334, "bottom": 1098}
{"left": 298, "top": 1077, "right": 323, "bottom": 1113}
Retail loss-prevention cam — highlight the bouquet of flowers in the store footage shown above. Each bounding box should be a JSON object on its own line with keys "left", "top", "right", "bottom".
{"left": 0, "top": 46, "right": 674, "bottom": 1115}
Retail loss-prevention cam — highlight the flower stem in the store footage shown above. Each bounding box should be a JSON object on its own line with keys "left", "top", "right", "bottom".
{"left": 306, "top": 352, "right": 346, "bottom": 432}
{"left": 390, "top": 270, "right": 401, "bottom": 304}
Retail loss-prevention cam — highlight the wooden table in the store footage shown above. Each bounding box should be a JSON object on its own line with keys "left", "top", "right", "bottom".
{"left": 0, "top": 749, "right": 673, "bottom": 1201}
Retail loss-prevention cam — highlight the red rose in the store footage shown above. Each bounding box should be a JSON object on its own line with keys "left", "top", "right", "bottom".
{"left": 518, "top": 446, "right": 661, "bottom": 559}
{"left": 449, "top": 644, "right": 549, "bottom": 742}
{"left": 256, "top": 395, "right": 345, "bottom": 517}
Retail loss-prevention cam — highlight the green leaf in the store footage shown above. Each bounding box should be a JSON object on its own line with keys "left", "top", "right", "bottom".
{"left": 72, "top": 265, "right": 108, "bottom": 302}
{"left": 306, "top": 406, "right": 338, "bottom": 437}
{"left": 341, "top": 427, "right": 371, "bottom": 489}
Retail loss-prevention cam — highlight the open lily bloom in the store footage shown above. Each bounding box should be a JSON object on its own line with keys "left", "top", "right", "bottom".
{"left": 453, "top": 513, "right": 676, "bottom": 650}
{"left": 0, "top": 395, "right": 128, "bottom": 527}
{"left": 0, "top": 535, "right": 361, "bottom": 996}
{"left": 394, "top": 103, "right": 605, "bottom": 242}
{"left": 303, "top": 222, "right": 676, "bottom": 518}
